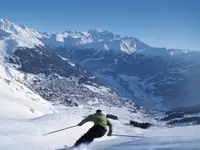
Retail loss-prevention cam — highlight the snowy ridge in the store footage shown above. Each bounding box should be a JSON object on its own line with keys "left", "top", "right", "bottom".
{"left": 0, "top": 18, "right": 45, "bottom": 56}
{"left": 1, "top": 18, "right": 200, "bottom": 110}
{"left": 0, "top": 18, "right": 147, "bottom": 55}
{"left": 43, "top": 29, "right": 146, "bottom": 54}
{"left": 0, "top": 18, "right": 196, "bottom": 57}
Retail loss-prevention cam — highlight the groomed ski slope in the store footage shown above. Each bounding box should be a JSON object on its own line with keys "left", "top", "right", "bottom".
{"left": 0, "top": 64, "right": 200, "bottom": 150}
{"left": 1, "top": 94, "right": 200, "bottom": 150}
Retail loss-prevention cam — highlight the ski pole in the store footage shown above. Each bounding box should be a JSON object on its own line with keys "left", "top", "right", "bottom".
{"left": 112, "top": 134, "right": 145, "bottom": 138}
{"left": 43, "top": 125, "right": 78, "bottom": 136}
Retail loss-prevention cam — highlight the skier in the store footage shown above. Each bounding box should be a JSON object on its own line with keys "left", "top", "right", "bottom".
{"left": 74, "top": 109, "right": 112, "bottom": 147}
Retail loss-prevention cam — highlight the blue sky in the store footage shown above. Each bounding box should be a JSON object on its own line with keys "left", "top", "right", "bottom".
{"left": 0, "top": 0, "right": 199, "bottom": 50}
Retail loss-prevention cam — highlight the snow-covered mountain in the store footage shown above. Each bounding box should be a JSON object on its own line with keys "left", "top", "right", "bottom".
{"left": 1, "top": 18, "right": 200, "bottom": 110}
{"left": 0, "top": 18, "right": 139, "bottom": 109}
{"left": 0, "top": 63, "right": 199, "bottom": 149}
{"left": 62, "top": 48, "right": 200, "bottom": 110}
{"left": 1, "top": 18, "right": 146, "bottom": 54}
{"left": 0, "top": 19, "right": 45, "bottom": 52}
{"left": 0, "top": 18, "right": 196, "bottom": 57}
{"left": 42, "top": 29, "right": 151, "bottom": 54}
{"left": 1, "top": 19, "right": 200, "bottom": 149}
{"left": 0, "top": 18, "right": 188, "bottom": 57}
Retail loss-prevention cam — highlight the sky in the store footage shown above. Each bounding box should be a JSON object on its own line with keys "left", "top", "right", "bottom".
{"left": 0, "top": 0, "right": 199, "bottom": 50}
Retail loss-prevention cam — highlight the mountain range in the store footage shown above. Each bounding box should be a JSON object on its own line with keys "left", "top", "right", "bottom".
{"left": 0, "top": 18, "right": 200, "bottom": 110}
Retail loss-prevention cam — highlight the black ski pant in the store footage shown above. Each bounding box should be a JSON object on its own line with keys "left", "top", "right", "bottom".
{"left": 74, "top": 124, "right": 106, "bottom": 146}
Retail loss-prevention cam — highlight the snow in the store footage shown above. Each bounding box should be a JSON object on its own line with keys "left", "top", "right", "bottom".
{"left": 0, "top": 19, "right": 44, "bottom": 50}
{"left": 1, "top": 90, "right": 200, "bottom": 150}
{"left": 0, "top": 18, "right": 198, "bottom": 58}
{"left": 120, "top": 38, "right": 137, "bottom": 54}
{"left": 0, "top": 19, "right": 149, "bottom": 55}
{"left": 0, "top": 64, "right": 200, "bottom": 150}
{"left": 95, "top": 73, "right": 166, "bottom": 110}
{"left": 58, "top": 55, "right": 76, "bottom": 67}
{"left": 82, "top": 84, "right": 111, "bottom": 94}
{"left": 0, "top": 18, "right": 200, "bottom": 150}
{"left": 0, "top": 63, "right": 56, "bottom": 118}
